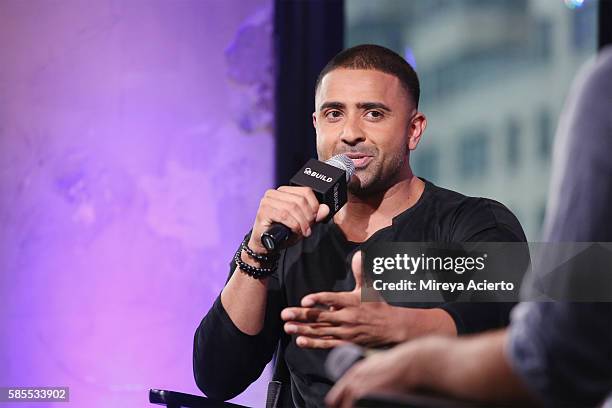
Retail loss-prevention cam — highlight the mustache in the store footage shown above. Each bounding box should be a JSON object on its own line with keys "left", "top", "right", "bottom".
{"left": 333, "top": 146, "right": 378, "bottom": 157}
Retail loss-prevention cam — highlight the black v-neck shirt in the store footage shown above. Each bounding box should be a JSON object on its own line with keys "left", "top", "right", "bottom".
{"left": 194, "top": 179, "right": 526, "bottom": 407}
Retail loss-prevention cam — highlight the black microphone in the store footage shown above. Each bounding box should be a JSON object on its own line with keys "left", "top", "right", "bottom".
{"left": 260, "top": 154, "right": 355, "bottom": 251}
{"left": 325, "top": 344, "right": 367, "bottom": 381}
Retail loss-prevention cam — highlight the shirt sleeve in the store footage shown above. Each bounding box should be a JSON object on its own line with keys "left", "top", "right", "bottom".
{"left": 507, "top": 49, "right": 612, "bottom": 408}
{"left": 507, "top": 302, "right": 612, "bottom": 407}
{"left": 192, "top": 236, "right": 285, "bottom": 401}
{"left": 437, "top": 200, "right": 527, "bottom": 334}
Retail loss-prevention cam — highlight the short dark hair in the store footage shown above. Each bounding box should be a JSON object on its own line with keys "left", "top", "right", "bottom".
{"left": 315, "top": 44, "right": 420, "bottom": 108}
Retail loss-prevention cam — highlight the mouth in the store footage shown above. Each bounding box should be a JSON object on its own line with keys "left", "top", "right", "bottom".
{"left": 343, "top": 152, "right": 374, "bottom": 169}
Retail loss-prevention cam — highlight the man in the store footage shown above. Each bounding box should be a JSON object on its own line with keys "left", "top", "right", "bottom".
{"left": 326, "top": 47, "right": 612, "bottom": 408}
{"left": 193, "top": 44, "right": 526, "bottom": 407}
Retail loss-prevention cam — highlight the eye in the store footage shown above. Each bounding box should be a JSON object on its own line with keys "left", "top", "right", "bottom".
{"left": 324, "top": 110, "right": 343, "bottom": 121}
{"left": 365, "top": 110, "right": 384, "bottom": 120}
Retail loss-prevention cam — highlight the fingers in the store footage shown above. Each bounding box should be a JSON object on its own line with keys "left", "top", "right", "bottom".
{"left": 277, "top": 186, "right": 330, "bottom": 223}
{"left": 325, "top": 363, "right": 364, "bottom": 408}
{"left": 262, "top": 189, "right": 315, "bottom": 237}
{"left": 281, "top": 306, "right": 358, "bottom": 325}
{"left": 253, "top": 186, "right": 330, "bottom": 250}
{"left": 351, "top": 250, "right": 363, "bottom": 290}
{"left": 284, "top": 321, "right": 348, "bottom": 338}
{"left": 281, "top": 306, "right": 324, "bottom": 322}
{"left": 278, "top": 186, "right": 319, "bottom": 215}
{"left": 271, "top": 188, "right": 317, "bottom": 227}
{"left": 295, "top": 336, "right": 348, "bottom": 349}
{"left": 316, "top": 203, "right": 331, "bottom": 222}
{"left": 325, "top": 376, "right": 347, "bottom": 408}
{"left": 301, "top": 291, "right": 358, "bottom": 308}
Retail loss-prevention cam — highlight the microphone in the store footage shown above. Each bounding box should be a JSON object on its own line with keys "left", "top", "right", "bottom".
{"left": 260, "top": 154, "right": 355, "bottom": 251}
{"left": 325, "top": 344, "right": 366, "bottom": 382}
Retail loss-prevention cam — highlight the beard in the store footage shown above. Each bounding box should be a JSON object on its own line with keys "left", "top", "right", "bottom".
{"left": 348, "top": 147, "right": 408, "bottom": 197}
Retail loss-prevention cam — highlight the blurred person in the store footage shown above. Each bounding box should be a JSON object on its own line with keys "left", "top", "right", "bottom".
{"left": 327, "top": 46, "right": 612, "bottom": 408}
{"left": 193, "top": 44, "right": 525, "bottom": 407}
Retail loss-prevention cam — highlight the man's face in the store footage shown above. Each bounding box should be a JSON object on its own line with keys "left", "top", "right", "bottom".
{"left": 313, "top": 68, "right": 425, "bottom": 196}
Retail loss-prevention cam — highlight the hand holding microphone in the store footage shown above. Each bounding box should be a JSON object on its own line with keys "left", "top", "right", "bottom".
{"left": 247, "top": 154, "right": 355, "bottom": 254}
{"left": 246, "top": 186, "right": 329, "bottom": 255}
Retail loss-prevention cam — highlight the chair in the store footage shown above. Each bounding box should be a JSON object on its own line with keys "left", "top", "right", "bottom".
{"left": 149, "top": 341, "right": 496, "bottom": 408}
{"left": 149, "top": 389, "right": 249, "bottom": 408}
{"left": 150, "top": 343, "right": 292, "bottom": 408}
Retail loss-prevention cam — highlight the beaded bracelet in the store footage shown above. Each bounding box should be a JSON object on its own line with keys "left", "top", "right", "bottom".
{"left": 241, "top": 239, "right": 279, "bottom": 263}
{"left": 234, "top": 246, "right": 278, "bottom": 279}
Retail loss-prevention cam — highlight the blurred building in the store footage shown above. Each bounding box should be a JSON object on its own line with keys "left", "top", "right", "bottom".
{"left": 346, "top": 0, "right": 598, "bottom": 240}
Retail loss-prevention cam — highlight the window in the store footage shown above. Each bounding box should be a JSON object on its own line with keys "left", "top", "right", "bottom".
{"left": 459, "top": 130, "right": 489, "bottom": 179}
{"left": 413, "top": 146, "right": 440, "bottom": 182}
{"left": 506, "top": 118, "right": 521, "bottom": 169}
{"left": 537, "top": 202, "right": 547, "bottom": 231}
{"left": 537, "top": 108, "right": 553, "bottom": 160}
{"left": 572, "top": 0, "right": 598, "bottom": 51}
{"left": 533, "top": 18, "right": 553, "bottom": 61}
{"left": 346, "top": 0, "right": 598, "bottom": 239}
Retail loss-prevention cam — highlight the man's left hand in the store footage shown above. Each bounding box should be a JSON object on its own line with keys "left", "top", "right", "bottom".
{"left": 280, "top": 252, "right": 456, "bottom": 348}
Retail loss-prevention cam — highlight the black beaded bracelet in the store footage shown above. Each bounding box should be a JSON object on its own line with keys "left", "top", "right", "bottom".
{"left": 241, "top": 239, "right": 279, "bottom": 263}
{"left": 234, "top": 247, "right": 277, "bottom": 279}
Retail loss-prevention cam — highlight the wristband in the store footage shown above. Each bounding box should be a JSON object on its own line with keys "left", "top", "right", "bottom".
{"left": 234, "top": 246, "right": 278, "bottom": 279}
{"left": 241, "top": 239, "right": 279, "bottom": 263}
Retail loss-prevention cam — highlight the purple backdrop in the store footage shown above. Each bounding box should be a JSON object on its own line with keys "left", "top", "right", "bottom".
{"left": 0, "top": 0, "right": 273, "bottom": 406}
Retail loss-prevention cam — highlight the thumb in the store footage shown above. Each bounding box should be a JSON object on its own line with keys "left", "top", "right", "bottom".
{"left": 351, "top": 250, "right": 363, "bottom": 290}
{"left": 315, "top": 204, "right": 330, "bottom": 222}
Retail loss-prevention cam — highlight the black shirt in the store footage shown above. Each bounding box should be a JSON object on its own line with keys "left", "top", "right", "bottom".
{"left": 193, "top": 179, "right": 526, "bottom": 407}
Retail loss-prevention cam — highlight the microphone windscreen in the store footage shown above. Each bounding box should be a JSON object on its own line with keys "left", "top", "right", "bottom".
{"left": 325, "top": 344, "right": 365, "bottom": 382}
{"left": 325, "top": 154, "right": 355, "bottom": 182}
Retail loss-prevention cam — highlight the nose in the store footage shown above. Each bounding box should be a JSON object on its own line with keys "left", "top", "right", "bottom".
{"left": 340, "top": 116, "right": 365, "bottom": 146}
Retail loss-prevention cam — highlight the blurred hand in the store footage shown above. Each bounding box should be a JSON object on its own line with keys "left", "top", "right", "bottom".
{"left": 326, "top": 331, "right": 526, "bottom": 408}
{"left": 324, "top": 338, "right": 433, "bottom": 408}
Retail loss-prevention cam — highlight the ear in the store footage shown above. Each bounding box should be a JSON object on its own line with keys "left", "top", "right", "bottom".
{"left": 312, "top": 111, "right": 317, "bottom": 129}
{"left": 407, "top": 112, "right": 427, "bottom": 151}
